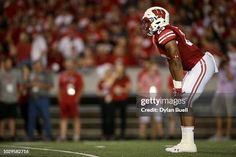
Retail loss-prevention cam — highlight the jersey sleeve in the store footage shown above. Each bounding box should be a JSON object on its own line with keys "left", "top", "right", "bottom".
{"left": 157, "top": 28, "right": 176, "bottom": 46}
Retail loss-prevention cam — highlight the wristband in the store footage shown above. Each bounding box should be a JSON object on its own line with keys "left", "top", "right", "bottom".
{"left": 173, "top": 80, "right": 182, "bottom": 89}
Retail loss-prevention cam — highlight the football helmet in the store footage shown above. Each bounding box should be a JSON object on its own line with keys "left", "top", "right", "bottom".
{"left": 141, "top": 6, "right": 169, "bottom": 36}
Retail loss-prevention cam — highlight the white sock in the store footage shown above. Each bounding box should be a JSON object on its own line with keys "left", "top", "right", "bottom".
{"left": 181, "top": 126, "right": 194, "bottom": 144}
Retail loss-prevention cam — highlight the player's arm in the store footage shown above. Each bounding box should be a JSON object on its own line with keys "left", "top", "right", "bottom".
{"left": 164, "top": 40, "right": 184, "bottom": 90}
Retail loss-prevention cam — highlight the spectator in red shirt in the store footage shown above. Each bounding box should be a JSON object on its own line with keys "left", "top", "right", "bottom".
{"left": 96, "top": 64, "right": 115, "bottom": 140}
{"left": 15, "top": 33, "right": 31, "bottom": 66}
{"left": 110, "top": 61, "right": 131, "bottom": 139}
{"left": 58, "top": 59, "right": 84, "bottom": 141}
{"left": 137, "top": 61, "right": 164, "bottom": 139}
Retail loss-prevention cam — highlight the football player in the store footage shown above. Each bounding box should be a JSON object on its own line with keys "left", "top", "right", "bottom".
{"left": 141, "top": 6, "right": 218, "bottom": 153}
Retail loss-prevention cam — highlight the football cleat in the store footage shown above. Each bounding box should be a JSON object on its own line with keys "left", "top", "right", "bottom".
{"left": 165, "top": 142, "right": 197, "bottom": 153}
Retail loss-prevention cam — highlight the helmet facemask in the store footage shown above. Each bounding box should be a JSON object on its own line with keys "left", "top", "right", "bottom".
{"left": 141, "top": 17, "right": 154, "bottom": 36}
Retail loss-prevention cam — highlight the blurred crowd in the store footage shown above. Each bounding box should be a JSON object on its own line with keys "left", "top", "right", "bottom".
{"left": 1, "top": 0, "right": 236, "bottom": 69}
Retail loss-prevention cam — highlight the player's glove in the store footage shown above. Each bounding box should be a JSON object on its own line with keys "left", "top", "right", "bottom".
{"left": 173, "top": 88, "right": 182, "bottom": 97}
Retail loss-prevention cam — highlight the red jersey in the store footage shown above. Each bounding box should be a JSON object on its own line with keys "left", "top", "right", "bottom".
{"left": 152, "top": 25, "right": 204, "bottom": 71}
{"left": 59, "top": 71, "right": 84, "bottom": 104}
{"left": 111, "top": 75, "right": 130, "bottom": 101}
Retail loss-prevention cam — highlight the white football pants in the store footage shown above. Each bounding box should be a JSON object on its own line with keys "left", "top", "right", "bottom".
{"left": 182, "top": 52, "right": 218, "bottom": 107}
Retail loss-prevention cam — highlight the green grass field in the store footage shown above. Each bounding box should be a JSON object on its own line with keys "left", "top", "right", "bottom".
{"left": 0, "top": 140, "right": 236, "bottom": 157}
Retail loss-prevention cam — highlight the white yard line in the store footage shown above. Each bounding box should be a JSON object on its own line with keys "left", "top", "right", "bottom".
{"left": 95, "top": 146, "right": 105, "bottom": 148}
{"left": 5, "top": 145, "right": 99, "bottom": 157}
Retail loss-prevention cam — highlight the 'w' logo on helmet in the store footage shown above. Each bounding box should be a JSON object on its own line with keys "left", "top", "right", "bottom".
{"left": 152, "top": 9, "right": 166, "bottom": 19}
